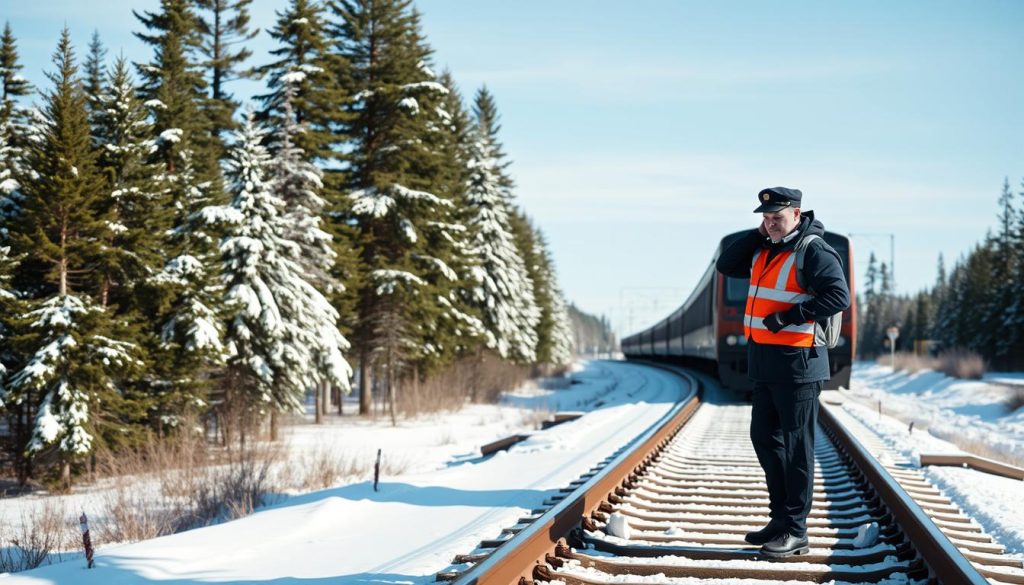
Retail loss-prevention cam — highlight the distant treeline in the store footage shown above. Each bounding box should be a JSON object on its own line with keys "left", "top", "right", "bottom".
{"left": 568, "top": 304, "right": 616, "bottom": 356}
{"left": 857, "top": 178, "right": 1024, "bottom": 370}
{"left": 0, "top": 0, "right": 576, "bottom": 486}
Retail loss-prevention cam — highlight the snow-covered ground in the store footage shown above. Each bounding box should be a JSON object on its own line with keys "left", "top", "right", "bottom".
{"left": 844, "top": 362, "right": 1024, "bottom": 465}
{"left": 839, "top": 362, "right": 1024, "bottom": 558}
{"left": 1, "top": 360, "right": 689, "bottom": 584}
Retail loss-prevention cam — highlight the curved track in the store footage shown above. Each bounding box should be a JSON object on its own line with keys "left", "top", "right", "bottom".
{"left": 448, "top": 364, "right": 1024, "bottom": 585}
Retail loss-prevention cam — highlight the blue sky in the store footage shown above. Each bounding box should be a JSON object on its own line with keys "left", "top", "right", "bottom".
{"left": 5, "top": 1, "right": 1023, "bottom": 337}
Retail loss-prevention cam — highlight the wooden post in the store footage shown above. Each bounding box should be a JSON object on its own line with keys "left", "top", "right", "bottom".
{"left": 374, "top": 448, "right": 381, "bottom": 492}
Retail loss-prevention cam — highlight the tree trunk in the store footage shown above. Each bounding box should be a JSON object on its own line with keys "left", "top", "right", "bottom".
{"left": 359, "top": 354, "right": 371, "bottom": 416}
{"left": 387, "top": 345, "right": 396, "bottom": 427}
{"left": 61, "top": 460, "right": 71, "bottom": 492}
{"left": 320, "top": 382, "right": 328, "bottom": 420}
{"left": 315, "top": 383, "right": 323, "bottom": 425}
{"left": 270, "top": 410, "right": 279, "bottom": 442}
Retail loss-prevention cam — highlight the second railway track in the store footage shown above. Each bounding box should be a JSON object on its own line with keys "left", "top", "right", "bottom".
{"left": 450, "top": 364, "right": 1024, "bottom": 585}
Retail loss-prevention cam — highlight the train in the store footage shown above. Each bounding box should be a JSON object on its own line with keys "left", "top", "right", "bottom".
{"left": 621, "top": 230, "right": 856, "bottom": 390}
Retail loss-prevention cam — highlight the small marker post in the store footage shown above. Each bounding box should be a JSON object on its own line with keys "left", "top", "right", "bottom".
{"left": 79, "top": 512, "right": 94, "bottom": 569}
{"left": 374, "top": 448, "right": 381, "bottom": 492}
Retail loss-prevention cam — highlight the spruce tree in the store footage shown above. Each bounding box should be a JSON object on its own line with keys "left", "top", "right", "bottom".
{"left": 463, "top": 87, "right": 539, "bottom": 364}
{"left": 258, "top": 2, "right": 360, "bottom": 362}
{"left": 0, "top": 22, "right": 31, "bottom": 124}
{"left": 136, "top": 0, "right": 231, "bottom": 425}
{"left": 5, "top": 30, "right": 143, "bottom": 484}
{"left": 204, "top": 113, "right": 352, "bottom": 422}
{"left": 332, "top": 0, "right": 463, "bottom": 413}
{"left": 0, "top": 22, "right": 32, "bottom": 222}
{"left": 196, "top": 0, "right": 259, "bottom": 152}
{"left": 83, "top": 30, "right": 106, "bottom": 127}
{"left": 258, "top": 0, "right": 347, "bottom": 167}
{"left": 134, "top": 0, "right": 217, "bottom": 179}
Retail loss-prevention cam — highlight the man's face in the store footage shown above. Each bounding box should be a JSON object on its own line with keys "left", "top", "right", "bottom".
{"left": 762, "top": 208, "right": 801, "bottom": 241}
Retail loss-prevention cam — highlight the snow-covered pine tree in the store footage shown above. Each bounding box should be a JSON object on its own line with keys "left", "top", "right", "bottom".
{"left": 528, "top": 222, "right": 574, "bottom": 366}
{"left": 464, "top": 87, "right": 539, "bottom": 364}
{"left": 5, "top": 30, "right": 143, "bottom": 485}
{"left": 419, "top": 70, "right": 485, "bottom": 362}
{"left": 196, "top": 0, "right": 259, "bottom": 154}
{"left": 258, "top": 0, "right": 347, "bottom": 168}
{"left": 258, "top": 2, "right": 361, "bottom": 396}
{"left": 134, "top": 0, "right": 217, "bottom": 179}
{"left": 135, "top": 0, "right": 232, "bottom": 426}
{"left": 205, "top": 112, "right": 351, "bottom": 429}
{"left": 0, "top": 21, "right": 33, "bottom": 225}
{"left": 258, "top": 0, "right": 358, "bottom": 322}
{"left": 266, "top": 82, "right": 357, "bottom": 422}
{"left": 93, "top": 57, "right": 167, "bottom": 309}
{"left": 332, "top": 0, "right": 464, "bottom": 414}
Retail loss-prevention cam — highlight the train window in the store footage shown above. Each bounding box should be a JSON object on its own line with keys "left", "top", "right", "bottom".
{"left": 725, "top": 277, "right": 748, "bottom": 303}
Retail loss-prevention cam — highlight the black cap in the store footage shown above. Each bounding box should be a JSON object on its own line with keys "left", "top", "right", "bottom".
{"left": 754, "top": 187, "right": 802, "bottom": 213}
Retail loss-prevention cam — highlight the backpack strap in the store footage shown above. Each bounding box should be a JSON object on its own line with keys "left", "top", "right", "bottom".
{"left": 793, "top": 234, "right": 820, "bottom": 292}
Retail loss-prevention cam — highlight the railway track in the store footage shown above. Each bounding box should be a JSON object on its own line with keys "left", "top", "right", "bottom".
{"left": 447, "top": 365, "right": 1024, "bottom": 585}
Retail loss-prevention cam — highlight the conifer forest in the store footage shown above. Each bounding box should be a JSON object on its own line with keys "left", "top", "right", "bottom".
{"left": 0, "top": 0, "right": 582, "bottom": 486}
{"left": 856, "top": 178, "right": 1024, "bottom": 371}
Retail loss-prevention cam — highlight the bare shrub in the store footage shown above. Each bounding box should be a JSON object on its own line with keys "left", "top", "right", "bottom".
{"left": 1008, "top": 388, "right": 1024, "bottom": 414}
{"left": 395, "top": 353, "right": 531, "bottom": 417}
{"left": 877, "top": 352, "right": 939, "bottom": 373}
{"left": 0, "top": 500, "right": 75, "bottom": 573}
{"left": 91, "top": 433, "right": 284, "bottom": 542}
{"left": 97, "top": 480, "right": 181, "bottom": 543}
{"left": 878, "top": 349, "right": 987, "bottom": 380}
{"left": 936, "top": 348, "right": 986, "bottom": 379}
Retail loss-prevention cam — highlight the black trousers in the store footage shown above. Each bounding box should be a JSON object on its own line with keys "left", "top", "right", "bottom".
{"left": 750, "top": 380, "right": 822, "bottom": 537}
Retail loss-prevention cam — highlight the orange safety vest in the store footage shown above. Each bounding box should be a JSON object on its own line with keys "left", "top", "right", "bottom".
{"left": 744, "top": 247, "right": 816, "bottom": 347}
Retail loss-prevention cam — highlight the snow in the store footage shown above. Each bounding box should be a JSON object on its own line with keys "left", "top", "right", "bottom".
{"left": 398, "top": 96, "right": 420, "bottom": 114}
{"left": 845, "top": 362, "right": 1024, "bottom": 465}
{"left": 1, "top": 361, "right": 686, "bottom": 584}
{"left": 839, "top": 362, "right": 1024, "bottom": 558}
{"left": 157, "top": 129, "right": 183, "bottom": 144}
{"left": 279, "top": 70, "right": 307, "bottom": 85}
{"left": 606, "top": 512, "right": 632, "bottom": 539}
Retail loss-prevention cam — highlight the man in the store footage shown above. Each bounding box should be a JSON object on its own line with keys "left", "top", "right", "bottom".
{"left": 715, "top": 187, "right": 850, "bottom": 557}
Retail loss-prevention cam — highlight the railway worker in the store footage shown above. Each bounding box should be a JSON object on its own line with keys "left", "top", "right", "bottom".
{"left": 715, "top": 187, "right": 850, "bottom": 558}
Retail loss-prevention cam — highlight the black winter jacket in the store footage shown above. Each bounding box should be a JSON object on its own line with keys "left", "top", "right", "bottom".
{"left": 715, "top": 211, "right": 850, "bottom": 383}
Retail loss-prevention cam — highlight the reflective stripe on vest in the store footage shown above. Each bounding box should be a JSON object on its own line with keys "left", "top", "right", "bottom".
{"left": 744, "top": 247, "right": 816, "bottom": 347}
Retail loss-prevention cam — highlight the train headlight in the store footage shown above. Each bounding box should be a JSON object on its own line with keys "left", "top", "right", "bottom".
{"left": 738, "top": 336, "right": 748, "bottom": 345}
{"left": 726, "top": 335, "right": 737, "bottom": 346}
{"left": 836, "top": 336, "right": 847, "bottom": 347}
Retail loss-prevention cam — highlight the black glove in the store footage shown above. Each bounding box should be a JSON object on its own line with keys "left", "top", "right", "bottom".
{"left": 762, "top": 312, "right": 786, "bottom": 333}
{"left": 762, "top": 306, "right": 805, "bottom": 333}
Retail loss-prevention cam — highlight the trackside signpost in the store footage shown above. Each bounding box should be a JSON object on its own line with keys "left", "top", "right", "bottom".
{"left": 887, "top": 326, "right": 899, "bottom": 370}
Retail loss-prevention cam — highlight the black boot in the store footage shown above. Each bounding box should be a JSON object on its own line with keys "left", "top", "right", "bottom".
{"left": 761, "top": 532, "right": 810, "bottom": 557}
{"left": 743, "top": 519, "right": 784, "bottom": 545}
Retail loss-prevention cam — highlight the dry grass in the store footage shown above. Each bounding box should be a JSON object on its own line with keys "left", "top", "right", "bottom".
{"left": 0, "top": 500, "right": 77, "bottom": 573}
{"left": 936, "top": 348, "right": 986, "bottom": 379}
{"left": 92, "top": 435, "right": 283, "bottom": 544}
{"left": 879, "top": 348, "right": 986, "bottom": 380}
{"left": 394, "top": 353, "right": 532, "bottom": 417}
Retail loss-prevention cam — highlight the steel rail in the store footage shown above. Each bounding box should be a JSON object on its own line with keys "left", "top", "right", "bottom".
{"left": 451, "top": 365, "right": 701, "bottom": 585}
{"left": 818, "top": 402, "right": 990, "bottom": 584}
